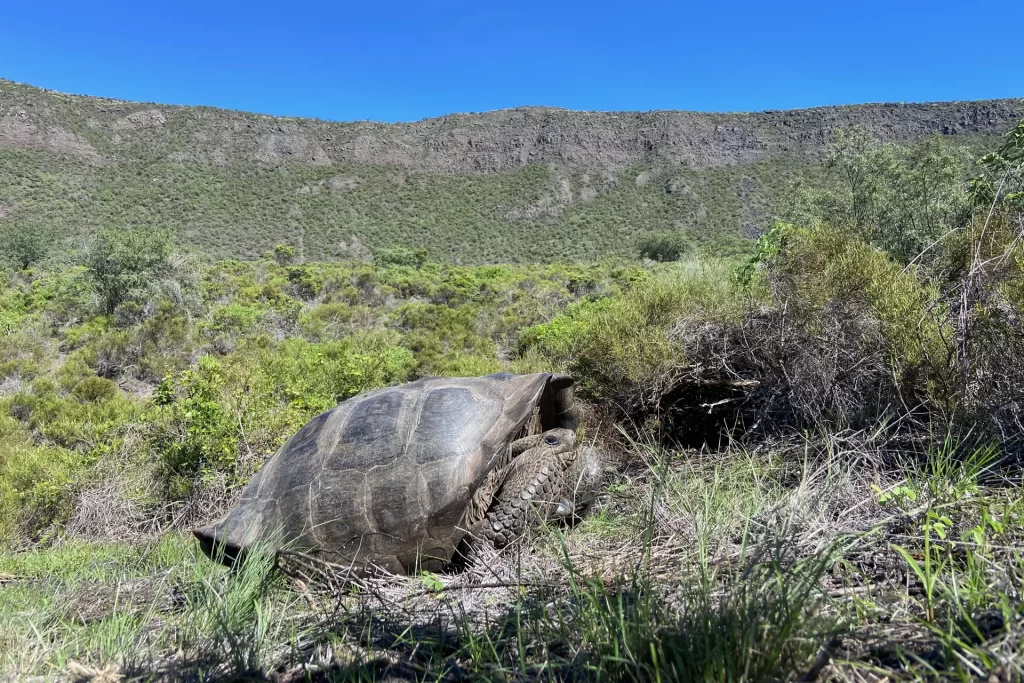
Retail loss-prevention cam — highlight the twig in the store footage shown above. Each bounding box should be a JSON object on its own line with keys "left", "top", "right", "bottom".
{"left": 798, "top": 636, "right": 842, "bottom": 682}
{"left": 408, "top": 580, "right": 564, "bottom": 599}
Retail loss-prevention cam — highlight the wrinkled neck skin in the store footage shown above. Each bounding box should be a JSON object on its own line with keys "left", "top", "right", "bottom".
{"left": 561, "top": 444, "right": 604, "bottom": 513}
{"left": 510, "top": 432, "right": 549, "bottom": 456}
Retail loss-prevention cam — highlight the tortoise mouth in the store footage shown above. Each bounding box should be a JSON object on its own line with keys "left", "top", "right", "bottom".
{"left": 194, "top": 527, "right": 247, "bottom": 568}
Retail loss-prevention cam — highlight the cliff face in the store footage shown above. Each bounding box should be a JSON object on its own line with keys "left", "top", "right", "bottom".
{"left": 332, "top": 100, "right": 1024, "bottom": 172}
{"left": 3, "top": 79, "right": 1021, "bottom": 172}
{"left": 1, "top": 78, "right": 1021, "bottom": 264}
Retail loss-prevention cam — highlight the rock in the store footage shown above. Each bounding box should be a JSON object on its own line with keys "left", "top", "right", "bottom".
{"left": 114, "top": 109, "right": 167, "bottom": 130}
{"left": 0, "top": 115, "right": 104, "bottom": 163}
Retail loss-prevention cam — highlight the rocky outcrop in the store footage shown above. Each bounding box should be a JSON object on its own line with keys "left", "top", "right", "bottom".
{"left": 2, "top": 79, "right": 1020, "bottom": 174}
{"left": 114, "top": 109, "right": 167, "bottom": 130}
{"left": 332, "top": 101, "right": 1024, "bottom": 172}
{"left": 256, "top": 124, "right": 331, "bottom": 166}
{"left": 0, "top": 112, "right": 103, "bottom": 163}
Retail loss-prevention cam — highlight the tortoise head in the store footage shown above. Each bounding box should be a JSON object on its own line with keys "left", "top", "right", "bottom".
{"left": 510, "top": 427, "right": 578, "bottom": 458}
{"left": 536, "top": 427, "right": 577, "bottom": 458}
{"left": 559, "top": 443, "right": 606, "bottom": 520}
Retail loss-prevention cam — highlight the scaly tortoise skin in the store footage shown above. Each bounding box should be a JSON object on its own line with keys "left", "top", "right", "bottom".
{"left": 471, "top": 428, "right": 577, "bottom": 549}
{"left": 193, "top": 372, "right": 584, "bottom": 575}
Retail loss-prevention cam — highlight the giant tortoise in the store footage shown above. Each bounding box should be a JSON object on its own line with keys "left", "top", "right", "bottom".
{"left": 194, "top": 372, "right": 597, "bottom": 574}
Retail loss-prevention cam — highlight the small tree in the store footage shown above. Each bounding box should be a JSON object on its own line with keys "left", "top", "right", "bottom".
{"left": 972, "top": 117, "right": 1024, "bottom": 214}
{"left": 820, "top": 127, "right": 972, "bottom": 265}
{"left": 272, "top": 244, "right": 297, "bottom": 266}
{"left": 86, "top": 228, "right": 174, "bottom": 314}
{"left": 374, "top": 246, "right": 428, "bottom": 269}
{"left": 0, "top": 220, "right": 55, "bottom": 270}
{"left": 636, "top": 232, "right": 692, "bottom": 262}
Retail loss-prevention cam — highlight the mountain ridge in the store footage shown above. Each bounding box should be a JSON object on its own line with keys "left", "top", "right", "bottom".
{"left": 1, "top": 78, "right": 1022, "bottom": 263}
{"left": 3, "top": 78, "right": 1021, "bottom": 173}
{"left": 4, "top": 76, "right": 1019, "bottom": 122}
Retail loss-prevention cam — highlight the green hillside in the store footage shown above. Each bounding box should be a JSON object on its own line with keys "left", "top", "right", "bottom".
{"left": 1, "top": 148, "right": 790, "bottom": 262}
{"left": 2, "top": 79, "right": 1020, "bottom": 263}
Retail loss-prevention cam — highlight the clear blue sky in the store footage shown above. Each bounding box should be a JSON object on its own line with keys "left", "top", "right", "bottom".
{"left": 2, "top": 0, "right": 1021, "bottom": 123}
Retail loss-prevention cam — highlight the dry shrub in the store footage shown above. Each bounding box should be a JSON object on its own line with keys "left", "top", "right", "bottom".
{"left": 63, "top": 430, "right": 159, "bottom": 541}
{"left": 91, "top": 330, "right": 141, "bottom": 379}
{"left": 583, "top": 222, "right": 1024, "bottom": 450}
{"left": 664, "top": 297, "right": 896, "bottom": 440}
{"left": 66, "top": 483, "right": 148, "bottom": 540}
{"left": 944, "top": 211, "right": 1024, "bottom": 448}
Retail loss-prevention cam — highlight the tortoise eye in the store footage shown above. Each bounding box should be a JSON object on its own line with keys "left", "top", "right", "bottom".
{"left": 543, "top": 435, "right": 560, "bottom": 446}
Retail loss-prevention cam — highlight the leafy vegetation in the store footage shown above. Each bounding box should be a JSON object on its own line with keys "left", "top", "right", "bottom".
{"left": 634, "top": 230, "right": 693, "bottom": 262}
{"left": 0, "top": 219, "right": 56, "bottom": 270}
{"left": 1, "top": 114, "right": 1023, "bottom": 680}
{"left": 2, "top": 79, "right": 1011, "bottom": 266}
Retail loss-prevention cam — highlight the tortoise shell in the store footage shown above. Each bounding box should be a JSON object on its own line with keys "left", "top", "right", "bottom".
{"left": 194, "top": 372, "right": 577, "bottom": 573}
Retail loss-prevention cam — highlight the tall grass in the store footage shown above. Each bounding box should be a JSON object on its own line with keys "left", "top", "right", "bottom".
{"left": 0, "top": 537, "right": 311, "bottom": 680}
{"left": 2, "top": 432, "right": 1022, "bottom": 681}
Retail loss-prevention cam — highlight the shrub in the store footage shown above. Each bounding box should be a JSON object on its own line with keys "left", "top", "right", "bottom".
{"left": 970, "top": 117, "right": 1024, "bottom": 215}
{"left": 374, "top": 246, "right": 428, "bottom": 269}
{"left": 71, "top": 376, "right": 119, "bottom": 404}
{"left": 0, "top": 220, "right": 56, "bottom": 270}
{"left": 85, "top": 228, "right": 175, "bottom": 314}
{"left": 0, "top": 375, "right": 138, "bottom": 538}
{"left": 6, "top": 377, "right": 138, "bottom": 453}
{"left": 521, "top": 260, "right": 743, "bottom": 403}
{"left": 298, "top": 302, "right": 366, "bottom": 341}
{"left": 207, "top": 303, "right": 265, "bottom": 337}
{"left": 271, "top": 244, "right": 297, "bottom": 266}
{"left": 745, "top": 222, "right": 954, "bottom": 427}
{"left": 393, "top": 303, "right": 497, "bottom": 376}
{"left": 635, "top": 231, "right": 692, "bottom": 262}
{"left": 787, "top": 128, "right": 973, "bottom": 267}
{"left": 765, "top": 222, "right": 950, "bottom": 371}
{"left": 0, "top": 438, "right": 78, "bottom": 540}
{"left": 150, "top": 356, "right": 238, "bottom": 489}
{"left": 284, "top": 265, "right": 323, "bottom": 299}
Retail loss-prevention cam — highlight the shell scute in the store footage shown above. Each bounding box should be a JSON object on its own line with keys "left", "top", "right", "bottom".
{"left": 329, "top": 390, "right": 407, "bottom": 466}
{"left": 406, "top": 386, "right": 490, "bottom": 465}
{"left": 369, "top": 464, "right": 429, "bottom": 539}
{"left": 311, "top": 473, "right": 366, "bottom": 549}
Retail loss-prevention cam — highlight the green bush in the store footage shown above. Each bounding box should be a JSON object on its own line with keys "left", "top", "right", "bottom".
{"left": 5, "top": 378, "right": 138, "bottom": 453}
{"left": 0, "top": 378, "right": 135, "bottom": 538}
{"left": 284, "top": 265, "right": 323, "bottom": 299}
{"left": 206, "top": 303, "right": 265, "bottom": 337}
{"left": 393, "top": 303, "right": 497, "bottom": 377}
{"left": 636, "top": 231, "right": 692, "bottom": 262}
{"left": 298, "top": 302, "right": 357, "bottom": 340}
{"left": 0, "top": 438, "right": 78, "bottom": 540}
{"left": 522, "top": 260, "right": 743, "bottom": 401}
{"left": 71, "top": 376, "right": 118, "bottom": 403}
{"left": 765, "top": 222, "right": 950, "bottom": 371}
{"left": 85, "top": 227, "right": 175, "bottom": 314}
{"left": 0, "top": 220, "right": 56, "bottom": 270}
{"left": 374, "top": 246, "right": 428, "bottom": 269}
{"left": 786, "top": 128, "right": 973, "bottom": 267}
{"left": 271, "top": 244, "right": 297, "bottom": 266}
{"left": 150, "top": 355, "right": 238, "bottom": 487}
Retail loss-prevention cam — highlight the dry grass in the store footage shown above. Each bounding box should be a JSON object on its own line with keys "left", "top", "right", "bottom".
{"left": 3, "top": 426, "right": 1020, "bottom": 682}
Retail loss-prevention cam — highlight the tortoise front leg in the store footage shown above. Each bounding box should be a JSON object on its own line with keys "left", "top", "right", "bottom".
{"left": 474, "top": 429, "right": 577, "bottom": 549}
